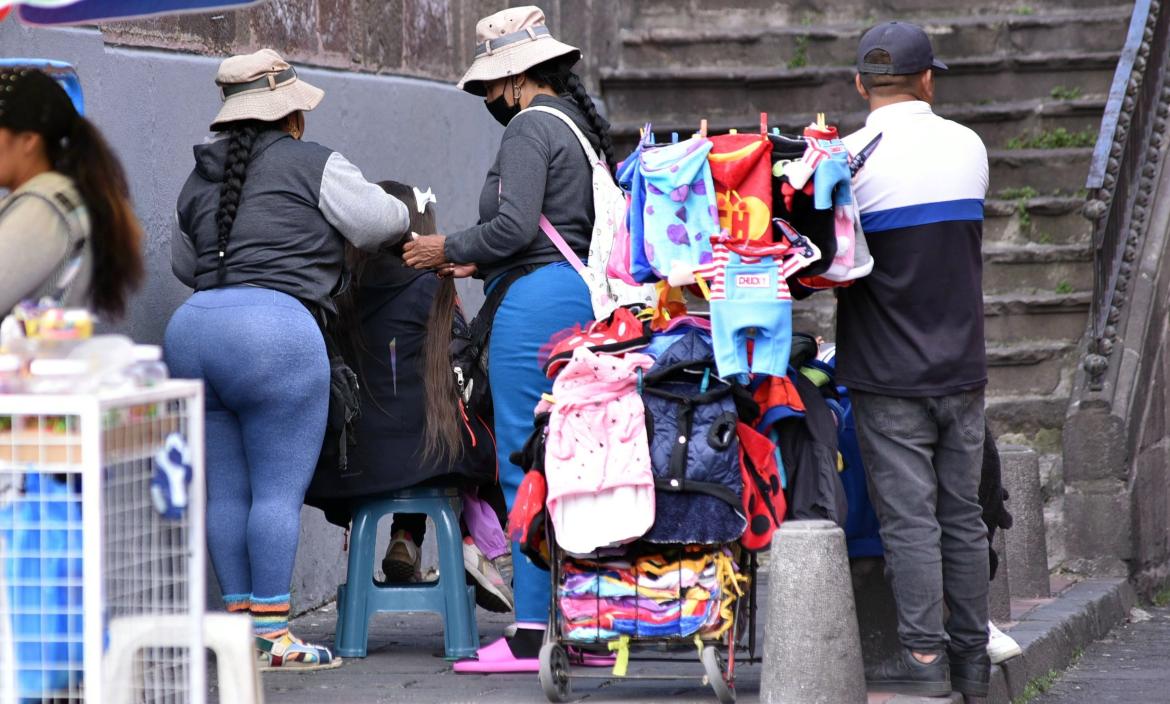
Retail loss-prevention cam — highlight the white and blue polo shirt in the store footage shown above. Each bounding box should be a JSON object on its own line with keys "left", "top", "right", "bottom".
{"left": 838, "top": 100, "right": 989, "bottom": 396}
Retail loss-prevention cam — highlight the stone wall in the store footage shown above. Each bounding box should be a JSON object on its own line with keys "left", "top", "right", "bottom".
{"left": 99, "top": 0, "right": 620, "bottom": 91}
{"left": 1062, "top": 88, "right": 1170, "bottom": 596}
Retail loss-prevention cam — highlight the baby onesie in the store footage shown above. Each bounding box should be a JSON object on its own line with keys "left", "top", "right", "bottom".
{"left": 638, "top": 135, "right": 719, "bottom": 284}
{"left": 694, "top": 234, "right": 821, "bottom": 380}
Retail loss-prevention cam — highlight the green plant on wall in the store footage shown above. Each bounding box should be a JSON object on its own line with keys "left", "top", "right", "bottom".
{"left": 1050, "top": 85, "right": 1083, "bottom": 101}
{"left": 788, "top": 34, "right": 810, "bottom": 69}
{"left": 1006, "top": 128, "right": 1097, "bottom": 150}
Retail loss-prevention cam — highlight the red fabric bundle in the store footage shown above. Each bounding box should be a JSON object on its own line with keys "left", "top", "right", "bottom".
{"left": 737, "top": 422, "right": 786, "bottom": 551}
{"left": 707, "top": 134, "right": 774, "bottom": 241}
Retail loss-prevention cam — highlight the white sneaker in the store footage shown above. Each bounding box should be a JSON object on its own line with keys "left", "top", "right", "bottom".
{"left": 463, "top": 538, "right": 514, "bottom": 613}
{"left": 987, "top": 621, "right": 1022, "bottom": 664}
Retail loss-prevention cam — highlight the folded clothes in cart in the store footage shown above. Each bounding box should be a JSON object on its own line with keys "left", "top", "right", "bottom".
{"left": 558, "top": 547, "right": 746, "bottom": 642}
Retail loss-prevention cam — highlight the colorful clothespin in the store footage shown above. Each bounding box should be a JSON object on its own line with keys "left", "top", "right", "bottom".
{"left": 760, "top": 112, "right": 768, "bottom": 136}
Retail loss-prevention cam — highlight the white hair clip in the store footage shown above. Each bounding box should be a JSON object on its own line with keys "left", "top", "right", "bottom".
{"left": 412, "top": 186, "right": 437, "bottom": 214}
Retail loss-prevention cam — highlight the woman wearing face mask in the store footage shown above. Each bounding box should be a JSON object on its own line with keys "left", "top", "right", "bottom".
{"left": 0, "top": 68, "right": 144, "bottom": 316}
{"left": 165, "top": 49, "right": 410, "bottom": 670}
{"left": 403, "top": 6, "right": 612, "bottom": 673}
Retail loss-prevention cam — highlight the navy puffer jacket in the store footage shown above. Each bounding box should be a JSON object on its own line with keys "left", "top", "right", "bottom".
{"left": 641, "top": 330, "right": 747, "bottom": 544}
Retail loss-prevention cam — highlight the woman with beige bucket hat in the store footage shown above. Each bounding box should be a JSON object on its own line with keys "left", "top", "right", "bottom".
{"left": 165, "top": 48, "right": 411, "bottom": 670}
{"left": 403, "top": 5, "right": 617, "bottom": 673}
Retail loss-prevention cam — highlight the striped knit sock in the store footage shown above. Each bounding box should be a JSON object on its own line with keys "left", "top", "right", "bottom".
{"left": 251, "top": 594, "right": 291, "bottom": 638}
{"left": 223, "top": 593, "right": 251, "bottom": 614}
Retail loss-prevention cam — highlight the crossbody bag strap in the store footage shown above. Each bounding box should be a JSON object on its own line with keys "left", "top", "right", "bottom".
{"left": 537, "top": 215, "right": 586, "bottom": 275}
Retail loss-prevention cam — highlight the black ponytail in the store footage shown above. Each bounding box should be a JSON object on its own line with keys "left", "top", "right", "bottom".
{"left": 56, "top": 116, "right": 145, "bottom": 317}
{"left": 563, "top": 73, "right": 615, "bottom": 171}
{"left": 526, "top": 55, "right": 616, "bottom": 172}
{"left": 215, "top": 121, "right": 259, "bottom": 281}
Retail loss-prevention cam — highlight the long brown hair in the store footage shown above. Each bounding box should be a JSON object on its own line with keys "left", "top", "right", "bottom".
{"left": 336, "top": 180, "right": 464, "bottom": 465}
{"left": 1, "top": 69, "right": 144, "bottom": 316}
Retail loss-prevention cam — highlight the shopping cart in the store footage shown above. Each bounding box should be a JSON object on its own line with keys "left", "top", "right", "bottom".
{"left": 0, "top": 381, "right": 206, "bottom": 704}
{"left": 537, "top": 521, "right": 760, "bottom": 704}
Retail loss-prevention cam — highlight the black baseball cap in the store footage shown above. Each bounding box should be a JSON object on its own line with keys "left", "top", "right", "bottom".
{"left": 857, "top": 21, "right": 948, "bottom": 75}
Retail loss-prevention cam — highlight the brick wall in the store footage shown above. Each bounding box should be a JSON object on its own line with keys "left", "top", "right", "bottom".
{"left": 100, "top": 0, "right": 620, "bottom": 90}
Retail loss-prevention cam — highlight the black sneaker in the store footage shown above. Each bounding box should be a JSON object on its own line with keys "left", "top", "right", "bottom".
{"left": 865, "top": 648, "right": 952, "bottom": 698}
{"left": 950, "top": 653, "right": 991, "bottom": 697}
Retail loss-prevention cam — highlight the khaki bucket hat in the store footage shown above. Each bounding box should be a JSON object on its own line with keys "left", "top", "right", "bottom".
{"left": 457, "top": 5, "right": 580, "bottom": 97}
{"left": 210, "top": 49, "right": 324, "bottom": 130}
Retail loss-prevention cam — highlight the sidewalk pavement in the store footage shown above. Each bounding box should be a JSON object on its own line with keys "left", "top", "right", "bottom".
{"left": 1032, "top": 602, "right": 1170, "bottom": 704}
{"left": 247, "top": 575, "right": 1135, "bottom": 704}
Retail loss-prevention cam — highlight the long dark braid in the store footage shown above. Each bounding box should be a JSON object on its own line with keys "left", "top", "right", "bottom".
{"left": 215, "top": 121, "right": 259, "bottom": 280}
{"left": 527, "top": 56, "right": 616, "bottom": 171}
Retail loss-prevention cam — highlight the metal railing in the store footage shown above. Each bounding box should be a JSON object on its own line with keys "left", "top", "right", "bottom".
{"left": 1082, "top": 0, "right": 1170, "bottom": 391}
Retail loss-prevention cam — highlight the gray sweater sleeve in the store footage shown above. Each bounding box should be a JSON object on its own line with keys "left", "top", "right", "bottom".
{"left": 444, "top": 131, "right": 550, "bottom": 265}
{"left": 0, "top": 194, "right": 71, "bottom": 314}
{"left": 319, "top": 152, "right": 411, "bottom": 251}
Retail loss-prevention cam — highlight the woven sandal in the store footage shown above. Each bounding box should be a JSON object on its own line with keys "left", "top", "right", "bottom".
{"left": 256, "top": 632, "right": 342, "bottom": 672}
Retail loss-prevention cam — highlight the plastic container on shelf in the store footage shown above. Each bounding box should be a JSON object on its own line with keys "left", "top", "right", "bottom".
{"left": 26, "top": 358, "right": 94, "bottom": 394}
{"left": 127, "top": 345, "right": 169, "bottom": 388}
{"left": 66, "top": 335, "right": 135, "bottom": 390}
{"left": 0, "top": 353, "right": 22, "bottom": 393}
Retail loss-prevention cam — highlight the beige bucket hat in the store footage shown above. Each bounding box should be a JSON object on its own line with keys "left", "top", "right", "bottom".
{"left": 457, "top": 6, "right": 581, "bottom": 97}
{"left": 210, "top": 49, "right": 324, "bottom": 130}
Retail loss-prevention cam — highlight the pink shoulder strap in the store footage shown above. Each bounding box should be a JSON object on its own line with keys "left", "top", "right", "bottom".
{"left": 500, "top": 179, "right": 587, "bottom": 275}
{"left": 538, "top": 214, "right": 586, "bottom": 275}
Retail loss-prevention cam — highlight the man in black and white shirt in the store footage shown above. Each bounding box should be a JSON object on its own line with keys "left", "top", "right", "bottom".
{"left": 838, "top": 21, "right": 992, "bottom": 699}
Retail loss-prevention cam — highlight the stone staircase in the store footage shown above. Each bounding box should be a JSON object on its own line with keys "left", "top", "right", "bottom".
{"left": 600, "top": 0, "right": 1132, "bottom": 450}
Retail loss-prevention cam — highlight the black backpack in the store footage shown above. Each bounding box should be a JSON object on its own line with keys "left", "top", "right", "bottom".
{"left": 315, "top": 315, "right": 362, "bottom": 480}
{"left": 455, "top": 264, "right": 540, "bottom": 425}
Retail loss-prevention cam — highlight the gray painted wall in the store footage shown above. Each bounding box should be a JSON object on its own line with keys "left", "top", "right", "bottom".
{"left": 1, "top": 22, "right": 500, "bottom": 612}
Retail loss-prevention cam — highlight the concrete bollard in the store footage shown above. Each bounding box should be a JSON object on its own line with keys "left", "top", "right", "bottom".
{"left": 1000, "top": 445, "right": 1051, "bottom": 599}
{"left": 989, "top": 529, "right": 1012, "bottom": 623}
{"left": 762, "top": 520, "right": 866, "bottom": 704}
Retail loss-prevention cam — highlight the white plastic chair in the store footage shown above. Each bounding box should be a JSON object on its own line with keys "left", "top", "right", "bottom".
{"left": 104, "top": 613, "right": 262, "bottom": 704}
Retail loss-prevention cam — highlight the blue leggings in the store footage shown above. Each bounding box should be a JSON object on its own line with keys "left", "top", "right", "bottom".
{"left": 488, "top": 263, "right": 593, "bottom": 624}
{"left": 163, "top": 287, "right": 329, "bottom": 603}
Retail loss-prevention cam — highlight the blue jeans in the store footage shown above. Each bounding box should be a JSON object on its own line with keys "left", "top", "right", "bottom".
{"left": 488, "top": 263, "right": 593, "bottom": 624}
{"left": 164, "top": 286, "right": 329, "bottom": 603}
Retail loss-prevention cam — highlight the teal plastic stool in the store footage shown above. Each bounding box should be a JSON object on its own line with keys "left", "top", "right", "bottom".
{"left": 334, "top": 486, "right": 478, "bottom": 659}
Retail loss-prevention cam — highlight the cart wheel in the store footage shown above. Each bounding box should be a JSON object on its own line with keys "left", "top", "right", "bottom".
{"left": 539, "top": 642, "right": 573, "bottom": 703}
{"left": 701, "top": 645, "right": 736, "bottom": 704}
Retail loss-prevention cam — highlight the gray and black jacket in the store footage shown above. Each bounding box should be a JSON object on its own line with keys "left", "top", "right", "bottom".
{"left": 172, "top": 130, "right": 409, "bottom": 314}
{"left": 444, "top": 94, "right": 600, "bottom": 283}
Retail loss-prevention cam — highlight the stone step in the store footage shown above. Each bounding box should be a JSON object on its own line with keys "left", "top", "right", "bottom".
{"left": 600, "top": 50, "right": 1119, "bottom": 124}
{"left": 983, "top": 290, "right": 1090, "bottom": 342}
{"left": 790, "top": 289, "right": 1090, "bottom": 344}
{"left": 988, "top": 147, "right": 1093, "bottom": 193}
{"left": 986, "top": 340, "right": 1078, "bottom": 395}
{"left": 983, "top": 196, "right": 1090, "bottom": 246}
{"left": 607, "top": 96, "right": 1108, "bottom": 154}
{"left": 618, "top": 7, "right": 1131, "bottom": 71}
{"left": 623, "top": 0, "right": 1133, "bottom": 30}
{"left": 986, "top": 392, "right": 1070, "bottom": 437}
{"left": 983, "top": 242, "right": 1092, "bottom": 294}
